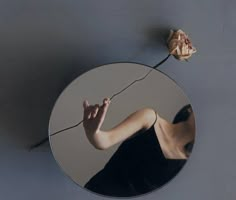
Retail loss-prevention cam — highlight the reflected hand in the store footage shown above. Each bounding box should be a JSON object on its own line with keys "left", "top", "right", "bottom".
{"left": 83, "top": 98, "right": 111, "bottom": 138}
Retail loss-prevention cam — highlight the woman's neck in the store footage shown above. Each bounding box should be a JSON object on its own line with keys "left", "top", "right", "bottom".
{"left": 154, "top": 117, "right": 189, "bottom": 159}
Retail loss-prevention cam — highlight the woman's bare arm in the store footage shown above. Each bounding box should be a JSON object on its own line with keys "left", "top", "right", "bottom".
{"left": 102, "top": 107, "right": 157, "bottom": 149}
{"left": 83, "top": 98, "right": 157, "bottom": 150}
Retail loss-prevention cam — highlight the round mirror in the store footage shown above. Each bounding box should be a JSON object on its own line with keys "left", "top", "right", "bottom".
{"left": 49, "top": 63, "right": 196, "bottom": 198}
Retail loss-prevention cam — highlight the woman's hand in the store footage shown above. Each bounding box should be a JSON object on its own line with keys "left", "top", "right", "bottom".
{"left": 83, "top": 97, "right": 111, "bottom": 149}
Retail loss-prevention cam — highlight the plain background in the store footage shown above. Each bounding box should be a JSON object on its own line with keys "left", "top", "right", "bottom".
{"left": 0, "top": 0, "right": 235, "bottom": 200}
{"left": 49, "top": 63, "right": 190, "bottom": 186}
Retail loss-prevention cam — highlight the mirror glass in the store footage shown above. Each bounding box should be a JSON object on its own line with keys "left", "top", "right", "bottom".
{"left": 49, "top": 63, "right": 196, "bottom": 198}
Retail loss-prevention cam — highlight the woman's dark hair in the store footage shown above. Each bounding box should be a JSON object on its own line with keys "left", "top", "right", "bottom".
{"left": 172, "top": 104, "right": 194, "bottom": 154}
{"left": 172, "top": 104, "right": 192, "bottom": 124}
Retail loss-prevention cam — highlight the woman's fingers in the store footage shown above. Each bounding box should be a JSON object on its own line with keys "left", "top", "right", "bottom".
{"left": 88, "top": 105, "right": 95, "bottom": 119}
{"left": 91, "top": 104, "right": 99, "bottom": 119}
{"left": 83, "top": 100, "right": 92, "bottom": 120}
{"left": 96, "top": 98, "right": 110, "bottom": 121}
{"left": 83, "top": 100, "right": 89, "bottom": 109}
{"left": 83, "top": 98, "right": 111, "bottom": 121}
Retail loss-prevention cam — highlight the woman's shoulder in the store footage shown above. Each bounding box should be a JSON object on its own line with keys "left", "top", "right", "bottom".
{"left": 140, "top": 108, "right": 158, "bottom": 131}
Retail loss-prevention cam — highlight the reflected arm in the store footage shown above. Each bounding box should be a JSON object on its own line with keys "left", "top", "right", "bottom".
{"left": 99, "top": 108, "right": 157, "bottom": 149}
{"left": 82, "top": 98, "right": 157, "bottom": 150}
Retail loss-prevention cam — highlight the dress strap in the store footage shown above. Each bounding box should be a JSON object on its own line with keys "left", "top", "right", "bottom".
{"left": 151, "top": 110, "right": 158, "bottom": 127}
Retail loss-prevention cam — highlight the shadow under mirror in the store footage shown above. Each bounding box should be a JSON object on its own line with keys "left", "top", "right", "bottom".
{"left": 49, "top": 63, "right": 196, "bottom": 198}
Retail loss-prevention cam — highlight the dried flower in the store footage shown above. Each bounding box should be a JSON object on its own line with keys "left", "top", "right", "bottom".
{"left": 167, "top": 29, "right": 197, "bottom": 61}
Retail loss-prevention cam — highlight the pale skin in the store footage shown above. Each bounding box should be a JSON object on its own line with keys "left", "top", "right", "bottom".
{"left": 83, "top": 97, "right": 195, "bottom": 159}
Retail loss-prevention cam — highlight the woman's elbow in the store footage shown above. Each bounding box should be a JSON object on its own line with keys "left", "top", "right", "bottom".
{"left": 92, "top": 132, "right": 112, "bottom": 150}
{"left": 93, "top": 143, "right": 111, "bottom": 150}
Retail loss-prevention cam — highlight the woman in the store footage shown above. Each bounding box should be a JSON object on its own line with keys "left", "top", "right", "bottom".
{"left": 82, "top": 97, "right": 195, "bottom": 197}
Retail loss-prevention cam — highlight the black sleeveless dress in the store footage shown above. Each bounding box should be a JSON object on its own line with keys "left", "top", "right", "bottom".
{"left": 84, "top": 122, "right": 187, "bottom": 197}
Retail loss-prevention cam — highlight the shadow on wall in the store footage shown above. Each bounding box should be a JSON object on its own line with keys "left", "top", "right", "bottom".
{"left": 145, "top": 26, "right": 173, "bottom": 49}
{"left": 0, "top": 54, "right": 100, "bottom": 150}
{"left": 128, "top": 26, "right": 173, "bottom": 63}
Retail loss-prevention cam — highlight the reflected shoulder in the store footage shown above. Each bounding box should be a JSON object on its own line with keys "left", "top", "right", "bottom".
{"left": 140, "top": 108, "right": 158, "bottom": 130}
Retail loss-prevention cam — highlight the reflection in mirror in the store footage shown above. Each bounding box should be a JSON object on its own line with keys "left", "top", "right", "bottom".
{"left": 49, "top": 63, "right": 196, "bottom": 198}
